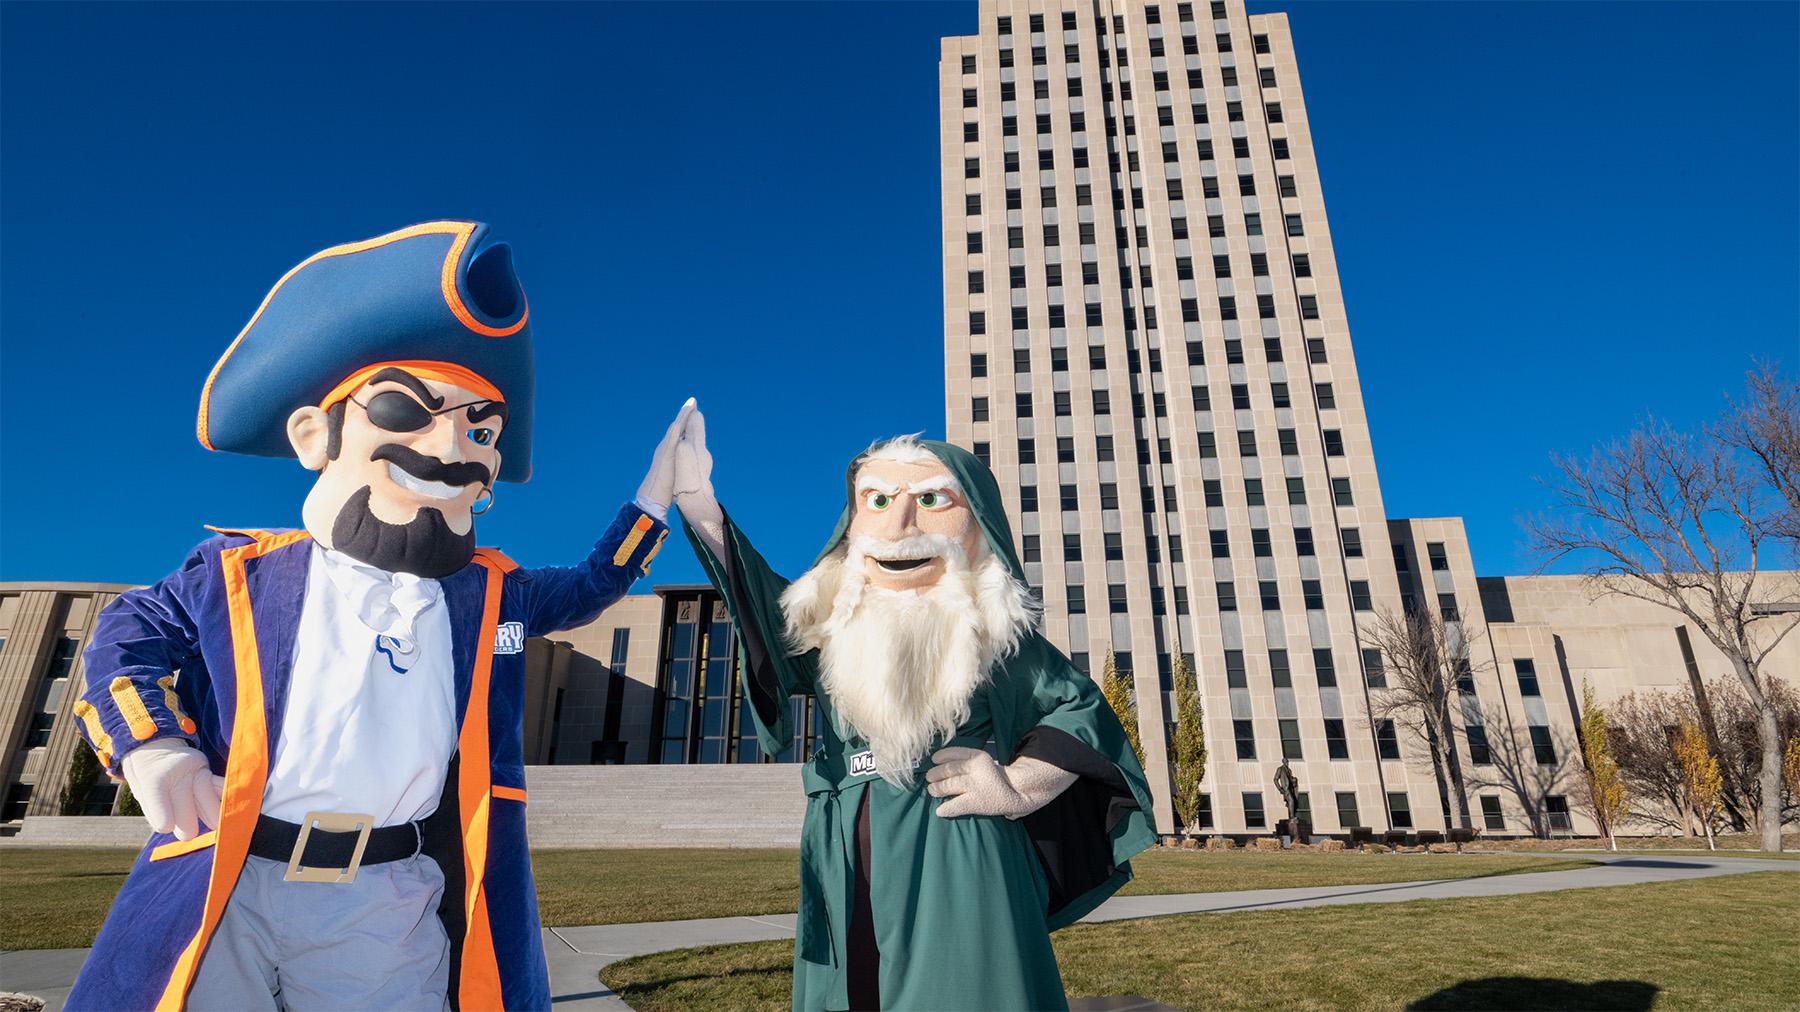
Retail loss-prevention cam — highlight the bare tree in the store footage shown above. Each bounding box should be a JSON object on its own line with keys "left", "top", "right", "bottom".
{"left": 1467, "top": 708, "right": 1577, "bottom": 838}
{"left": 1705, "top": 675, "right": 1800, "bottom": 829}
{"left": 1531, "top": 392, "right": 1800, "bottom": 851}
{"left": 1609, "top": 688, "right": 1698, "bottom": 835}
{"left": 1366, "top": 607, "right": 1480, "bottom": 831}
{"left": 1721, "top": 364, "right": 1800, "bottom": 553}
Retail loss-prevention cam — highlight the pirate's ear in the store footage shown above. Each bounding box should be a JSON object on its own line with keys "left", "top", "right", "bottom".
{"left": 287, "top": 405, "right": 333, "bottom": 471}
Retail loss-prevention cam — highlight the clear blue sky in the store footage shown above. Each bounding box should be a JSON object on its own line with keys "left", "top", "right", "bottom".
{"left": 2, "top": 1, "right": 1795, "bottom": 587}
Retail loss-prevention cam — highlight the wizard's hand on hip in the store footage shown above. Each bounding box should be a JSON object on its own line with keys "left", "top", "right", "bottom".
{"left": 120, "top": 739, "right": 223, "bottom": 841}
{"left": 927, "top": 747, "right": 1077, "bottom": 820}
{"left": 672, "top": 404, "right": 726, "bottom": 556}
{"left": 635, "top": 398, "right": 697, "bottom": 521}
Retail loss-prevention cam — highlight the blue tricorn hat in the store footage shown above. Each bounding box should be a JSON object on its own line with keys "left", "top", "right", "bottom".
{"left": 197, "top": 220, "right": 535, "bottom": 482}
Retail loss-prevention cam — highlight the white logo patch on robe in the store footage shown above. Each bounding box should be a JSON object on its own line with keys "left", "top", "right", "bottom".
{"left": 848, "top": 750, "right": 922, "bottom": 780}
{"left": 494, "top": 621, "right": 526, "bottom": 654}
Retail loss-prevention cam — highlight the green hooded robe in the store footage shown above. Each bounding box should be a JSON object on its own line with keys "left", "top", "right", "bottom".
{"left": 686, "top": 439, "right": 1157, "bottom": 1012}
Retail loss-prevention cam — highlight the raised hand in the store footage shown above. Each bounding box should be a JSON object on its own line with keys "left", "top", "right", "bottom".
{"left": 673, "top": 405, "right": 725, "bottom": 556}
{"left": 926, "top": 746, "right": 1078, "bottom": 820}
{"left": 120, "top": 739, "right": 224, "bottom": 840}
{"left": 636, "top": 398, "right": 697, "bottom": 521}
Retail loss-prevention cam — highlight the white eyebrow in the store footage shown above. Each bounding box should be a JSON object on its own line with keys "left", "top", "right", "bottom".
{"left": 856, "top": 475, "right": 902, "bottom": 496}
{"left": 907, "top": 475, "right": 962, "bottom": 496}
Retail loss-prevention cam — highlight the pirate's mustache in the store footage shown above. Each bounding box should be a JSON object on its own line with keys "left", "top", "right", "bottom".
{"left": 370, "top": 444, "right": 492, "bottom": 491}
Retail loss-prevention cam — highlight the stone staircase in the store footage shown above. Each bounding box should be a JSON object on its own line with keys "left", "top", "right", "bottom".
{"left": 3, "top": 765, "right": 809, "bottom": 850}
{"left": 524, "top": 764, "right": 805, "bottom": 848}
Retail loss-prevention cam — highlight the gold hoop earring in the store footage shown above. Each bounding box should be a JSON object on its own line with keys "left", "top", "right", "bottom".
{"left": 471, "top": 487, "right": 496, "bottom": 516}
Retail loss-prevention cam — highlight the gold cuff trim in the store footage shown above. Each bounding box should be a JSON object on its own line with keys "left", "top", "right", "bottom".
{"left": 74, "top": 699, "right": 116, "bottom": 758}
{"left": 611, "top": 515, "right": 655, "bottom": 567}
{"left": 157, "top": 675, "right": 198, "bottom": 736}
{"left": 109, "top": 676, "right": 159, "bottom": 741}
{"left": 640, "top": 529, "right": 669, "bottom": 575}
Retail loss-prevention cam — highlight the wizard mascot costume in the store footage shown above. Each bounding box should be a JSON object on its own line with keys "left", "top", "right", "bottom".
{"left": 672, "top": 419, "right": 1158, "bottom": 1011}
{"left": 67, "top": 221, "right": 690, "bottom": 1011}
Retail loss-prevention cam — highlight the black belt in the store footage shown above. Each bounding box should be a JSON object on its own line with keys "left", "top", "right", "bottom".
{"left": 249, "top": 813, "right": 423, "bottom": 882}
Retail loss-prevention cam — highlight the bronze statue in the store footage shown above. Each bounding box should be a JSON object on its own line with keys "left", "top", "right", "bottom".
{"left": 1274, "top": 758, "right": 1300, "bottom": 828}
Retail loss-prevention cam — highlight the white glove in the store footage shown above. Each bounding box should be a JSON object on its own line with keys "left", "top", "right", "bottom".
{"left": 926, "top": 746, "right": 1078, "bottom": 819}
{"left": 635, "top": 398, "right": 697, "bottom": 521}
{"left": 673, "top": 406, "right": 726, "bottom": 558}
{"left": 121, "top": 739, "right": 223, "bottom": 841}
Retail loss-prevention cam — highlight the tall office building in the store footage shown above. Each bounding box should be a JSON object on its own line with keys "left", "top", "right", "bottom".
{"left": 941, "top": 0, "right": 1434, "bottom": 833}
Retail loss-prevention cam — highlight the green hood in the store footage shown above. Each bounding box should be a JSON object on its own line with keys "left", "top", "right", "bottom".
{"left": 813, "top": 438, "right": 1026, "bottom": 583}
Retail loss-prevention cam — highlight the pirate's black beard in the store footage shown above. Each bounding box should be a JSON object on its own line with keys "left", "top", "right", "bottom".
{"left": 330, "top": 486, "right": 475, "bottom": 578}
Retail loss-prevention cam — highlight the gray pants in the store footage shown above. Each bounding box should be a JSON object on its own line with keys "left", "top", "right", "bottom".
{"left": 187, "top": 854, "right": 450, "bottom": 1011}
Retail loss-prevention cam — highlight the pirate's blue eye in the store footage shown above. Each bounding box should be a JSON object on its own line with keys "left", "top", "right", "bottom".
{"left": 467, "top": 428, "right": 495, "bottom": 446}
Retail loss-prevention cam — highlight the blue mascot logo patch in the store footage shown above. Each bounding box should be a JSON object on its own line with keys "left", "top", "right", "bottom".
{"left": 494, "top": 621, "right": 526, "bottom": 655}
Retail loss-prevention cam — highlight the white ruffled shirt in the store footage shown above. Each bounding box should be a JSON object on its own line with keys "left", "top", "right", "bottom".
{"left": 262, "top": 544, "right": 457, "bottom": 826}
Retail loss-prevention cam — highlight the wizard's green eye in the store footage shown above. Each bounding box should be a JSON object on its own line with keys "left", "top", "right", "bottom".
{"left": 865, "top": 491, "right": 892, "bottom": 511}
{"left": 916, "top": 492, "right": 952, "bottom": 511}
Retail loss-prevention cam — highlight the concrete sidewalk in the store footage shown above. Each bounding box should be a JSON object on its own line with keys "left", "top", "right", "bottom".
{"left": 7, "top": 852, "right": 1793, "bottom": 1010}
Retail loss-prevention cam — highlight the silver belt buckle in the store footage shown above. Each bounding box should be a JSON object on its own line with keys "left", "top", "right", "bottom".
{"left": 284, "top": 811, "right": 375, "bottom": 884}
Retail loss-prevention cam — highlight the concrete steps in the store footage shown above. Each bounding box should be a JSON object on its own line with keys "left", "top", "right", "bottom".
{"left": 2, "top": 765, "right": 808, "bottom": 850}
{"left": 524, "top": 764, "right": 806, "bottom": 848}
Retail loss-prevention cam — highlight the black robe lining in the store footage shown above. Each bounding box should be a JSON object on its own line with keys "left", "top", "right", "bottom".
{"left": 848, "top": 789, "right": 881, "bottom": 1010}
{"left": 1015, "top": 725, "right": 1140, "bottom": 919}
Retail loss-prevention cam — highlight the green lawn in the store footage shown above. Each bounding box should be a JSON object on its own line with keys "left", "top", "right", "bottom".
{"left": 0, "top": 846, "right": 1589, "bottom": 951}
{"left": 0, "top": 848, "right": 140, "bottom": 950}
{"left": 603, "top": 871, "right": 1800, "bottom": 1012}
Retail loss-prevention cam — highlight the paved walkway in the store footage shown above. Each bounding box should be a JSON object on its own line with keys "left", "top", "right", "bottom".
{"left": 6, "top": 852, "right": 1793, "bottom": 1010}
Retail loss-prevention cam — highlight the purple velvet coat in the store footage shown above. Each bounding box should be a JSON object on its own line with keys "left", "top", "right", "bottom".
{"left": 66, "top": 503, "right": 667, "bottom": 1011}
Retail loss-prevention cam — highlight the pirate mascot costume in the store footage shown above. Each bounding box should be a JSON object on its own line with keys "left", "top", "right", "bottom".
{"left": 67, "top": 221, "right": 687, "bottom": 1011}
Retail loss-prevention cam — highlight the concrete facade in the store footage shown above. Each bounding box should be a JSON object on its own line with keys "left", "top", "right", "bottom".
{"left": 939, "top": 0, "right": 1431, "bottom": 835}
{"left": 0, "top": 583, "right": 136, "bottom": 823}
{"left": 931, "top": 0, "right": 1799, "bottom": 840}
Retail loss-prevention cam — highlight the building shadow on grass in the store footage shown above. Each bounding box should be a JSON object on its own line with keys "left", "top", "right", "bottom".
{"left": 1407, "top": 977, "right": 1660, "bottom": 1010}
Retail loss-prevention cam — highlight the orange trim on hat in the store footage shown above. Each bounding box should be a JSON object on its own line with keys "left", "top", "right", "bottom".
{"left": 197, "top": 221, "right": 527, "bottom": 451}
{"left": 444, "top": 228, "right": 530, "bottom": 339}
{"left": 318, "top": 360, "right": 505, "bottom": 411}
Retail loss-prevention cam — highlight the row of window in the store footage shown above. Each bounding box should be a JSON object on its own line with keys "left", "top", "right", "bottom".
{"left": 978, "top": 28, "right": 1273, "bottom": 70}
{"left": 992, "top": 2, "right": 1245, "bottom": 36}
{"left": 964, "top": 209, "right": 1307, "bottom": 253}
{"left": 969, "top": 379, "right": 1341, "bottom": 424}
{"left": 962, "top": 125, "right": 1296, "bottom": 180}
{"left": 963, "top": 88, "right": 1286, "bottom": 151}
{"left": 970, "top": 342, "right": 1325, "bottom": 390}
{"left": 1008, "top": 466, "right": 1358, "bottom": 510}
{"left": 964, "top": 248, "right": 1317, "bottom": 295}
{"left": 1191, "top": 790, "right": 1572, "bottom": 833}
{"left": 1015, "top": 523, "right": 1363, "bottom": 566}
{"left": 980, "top": 428, "right": 1344, "bottom": 468}
{"left": 1057, "top": 562, "right": 1378, "bottom": 614}
{"left": 964, "top": 183, "right": 1312, "bottom": 234}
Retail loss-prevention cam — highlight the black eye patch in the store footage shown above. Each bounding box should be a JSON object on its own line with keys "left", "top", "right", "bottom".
{"left": 361, "top": 390, "right": 436, "bottom": 433}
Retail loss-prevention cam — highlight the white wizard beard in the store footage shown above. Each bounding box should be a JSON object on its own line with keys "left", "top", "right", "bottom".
{"left": 779, "top": 534, "right": 1039, "bottom": 787}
